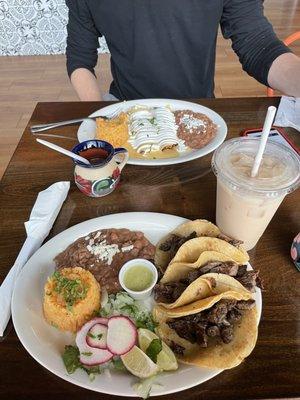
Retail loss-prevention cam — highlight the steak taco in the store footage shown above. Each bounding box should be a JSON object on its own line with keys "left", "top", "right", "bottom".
{"left": 160, "top": 237, "right": 249, "bottom": 284}
{"left": 155, "top": 220, "right": 221, "bottom": 273}
{"left": 155, "top": 275, "right": 217, "bottom": 309}
{"left": 155, "top": 260, "right": 263, "bottom": 308}
{"left": 153, "top": 275, "right": 258, "bottom": 369}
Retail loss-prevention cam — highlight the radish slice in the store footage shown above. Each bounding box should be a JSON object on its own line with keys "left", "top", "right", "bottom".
{"left": 76, "top": 317, "right": 113, "bottom": 366}
{"left": 79, "top": 348, "right": 113, "bottom": 366}
{"left": 86, "top": 323, "right": 108, "bottom": 349}
{"left": 107, "top": 316, "right": 137, "bottom": 355}
{"left": 76, "top": 317, "right": 108, "bottom": 351}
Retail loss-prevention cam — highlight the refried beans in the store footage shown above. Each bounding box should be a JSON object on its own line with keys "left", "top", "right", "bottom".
{"left": 175, "top": 110, "right": 217, "bottom": 149}
{"left": 54, "top": 228, "right": 156, "bottom": 294}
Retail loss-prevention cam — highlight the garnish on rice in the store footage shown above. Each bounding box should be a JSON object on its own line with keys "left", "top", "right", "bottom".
{"left": 52, "top": 271, "right": 88, "bottom": 310}
{"left": 43, "top": 267, "right": 101, "bottom": 332}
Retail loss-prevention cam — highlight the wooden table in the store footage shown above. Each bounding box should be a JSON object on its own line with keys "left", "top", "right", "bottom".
{"left": 0, "top": 98, "right": 299, "bottom": 400}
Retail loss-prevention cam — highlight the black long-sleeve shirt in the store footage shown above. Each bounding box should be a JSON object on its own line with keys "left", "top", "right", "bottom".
{"left": 66, "top": 0, "right": 291, "bottom": 100}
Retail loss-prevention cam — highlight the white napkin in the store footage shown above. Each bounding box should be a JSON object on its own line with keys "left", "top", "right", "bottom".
{"left": 274, "top": 96, "right": 300, "bottom": 132}
{"left": 0, "top": 181, "right": 70, "bottom": 336}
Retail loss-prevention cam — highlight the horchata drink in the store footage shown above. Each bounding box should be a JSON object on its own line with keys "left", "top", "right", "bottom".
{"left": 212, "top": 138, "right": 300, "bottom": 250}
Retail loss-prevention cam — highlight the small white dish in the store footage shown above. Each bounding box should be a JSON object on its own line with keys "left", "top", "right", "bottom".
{"left": 119, "top": 258, "right": 158, "bottom": 300}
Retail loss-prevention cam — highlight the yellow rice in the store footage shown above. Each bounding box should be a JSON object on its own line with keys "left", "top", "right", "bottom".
{"left": 43, "top": 267, "right": 101, "bottom": 332}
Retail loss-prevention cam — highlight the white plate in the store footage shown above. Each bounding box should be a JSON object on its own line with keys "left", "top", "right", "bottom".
{"left": 77, "top": 99, "right": 227, "bottom": 166}
{"left": 12, "top": 212, "right": 261, "bottom": 397}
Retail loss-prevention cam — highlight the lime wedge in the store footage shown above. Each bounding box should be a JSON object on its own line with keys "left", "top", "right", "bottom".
{"left": 138, "top": 328, "right": 178, "bottom": 371}
{"left": 121, "top": 345, "right": 160, "bottom": 379}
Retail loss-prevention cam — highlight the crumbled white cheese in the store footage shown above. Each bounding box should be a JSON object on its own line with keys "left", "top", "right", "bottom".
{"left": 180, "top": 114, "right": 206, "bottom": 131}
{"left": 94, "top": 231, "right": 101, "bottom": 239}
{"left": 89, "top": 238, "right": 95, "bottom": 246}
{"left": 85, "top": 236, "right": 90, "bottom": 241}
{"left": 121, "top": 245, "right": 134, "bottom": 252}
{"left": 87, "top": 240, "right": 120, "bottom": 265}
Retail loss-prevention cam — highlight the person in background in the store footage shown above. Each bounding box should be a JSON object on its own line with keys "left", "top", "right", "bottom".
{"left": 66, "top": 0, "right": 300, "bottom": 101}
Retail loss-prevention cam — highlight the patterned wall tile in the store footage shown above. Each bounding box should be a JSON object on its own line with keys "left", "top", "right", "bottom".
{"left": 0, "top": 0, "right": 108, "bottom": 55}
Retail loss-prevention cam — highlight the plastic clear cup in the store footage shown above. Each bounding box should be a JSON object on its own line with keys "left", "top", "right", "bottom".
{"left": 211, "top": 138, "right": 300, "bottom": 250}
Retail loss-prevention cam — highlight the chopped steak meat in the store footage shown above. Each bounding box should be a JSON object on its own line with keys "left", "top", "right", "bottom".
{"left": 169, "top": 341, "right": 185, "bottom": 356}
{"left": 159, "top": 232, "right": 197, "bottom": 262}
{"left": 218, "top": 233, "right": 244, "bottom": 247}
{"left": 223, "top": 299, "right": 238, "bottom": 311}
{"left": 206, "top": 325, "right": 220, "bottom": 337}
{"left": 168, "top": 320, "right": 197, "bottom": 343}
{"left": 167, "top": 299, "right": 255, "bottom": 348}
{"left": 235, "top": 299, "right": 255, "bottom": 310}
{"left": 195, "top": 324, "right": 208, "bottom": 347}
{"left": 207, "top": 300, "right": 235, "bottom": 324}
{"left": 154, "top": 282, "right": 186, "bottom": 303}
{"left": 220, "top": 325, "right": 234, "bottom": 344}
{"left": 236, "top": 271, "right": 264, "bottom": 292}
{"left": 227, "top": 308, "right": 242, "bottom": 323}
{"left": 236, "top": 264, "right": 248, "bottom": 277}
{"left": 199, "top": 261, "right": 239, "bottom": 276}
{"left": 182, "top": 312, "right": 208, "bottom": 324}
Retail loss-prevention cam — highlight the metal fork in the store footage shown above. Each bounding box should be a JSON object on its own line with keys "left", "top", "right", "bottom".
{"left": 30, "top": 106, "right": 122, "bottom": 133}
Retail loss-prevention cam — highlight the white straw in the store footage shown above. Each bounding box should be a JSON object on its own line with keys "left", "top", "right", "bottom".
{"left": 36, "top": 138, "right": 91, "bottom": 165}
{"left": 251, "top": 106, "right": 277, "bottom": 178}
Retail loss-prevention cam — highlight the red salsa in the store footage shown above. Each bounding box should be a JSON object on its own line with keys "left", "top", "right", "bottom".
{"left": 79, "top": 148, "right": 109, "bottom": 165}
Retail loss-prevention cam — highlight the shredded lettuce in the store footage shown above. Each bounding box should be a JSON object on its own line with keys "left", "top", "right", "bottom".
{"left": 62, "top": 345, "right": 81, "bottom": 374}
{"left": 99, "top": 292, "right": 157, "bottom": 332}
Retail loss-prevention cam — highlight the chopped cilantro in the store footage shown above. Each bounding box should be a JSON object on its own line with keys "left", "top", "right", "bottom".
{"left": 81, "top": 351, "right": 92, "bottom": 356}
{"left": 53, "top": 271, "right": 88, "bottom": 311}
{"left": 87, "top": 332, "right": 103, "bottom": 340}
{"left": 146, "top": 339, "right": 162, "bottom": 363}
{"left": 50, "top": 321, "right": 59, "bottom": 329}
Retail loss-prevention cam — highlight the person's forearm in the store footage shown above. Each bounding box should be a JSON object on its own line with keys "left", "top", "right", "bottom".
{"left": 268, "top": 53, "right": 300, "bottom": 97}
{"left": 70, "top": 68, "right": 102, "bottom": 101}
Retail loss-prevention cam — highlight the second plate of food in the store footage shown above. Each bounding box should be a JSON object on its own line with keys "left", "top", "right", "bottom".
{"left": 77, "top": 99, "right": 227, "bottom": 166}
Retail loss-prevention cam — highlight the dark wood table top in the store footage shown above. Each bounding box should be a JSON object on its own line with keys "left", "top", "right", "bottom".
{"left": 0, "top": 97, "right": 299, "bottom": 400}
